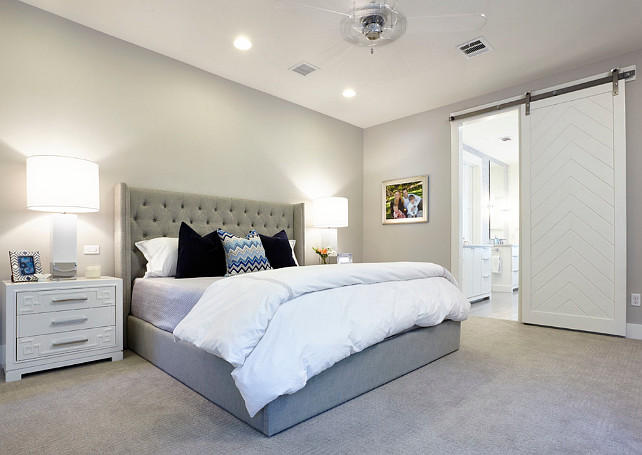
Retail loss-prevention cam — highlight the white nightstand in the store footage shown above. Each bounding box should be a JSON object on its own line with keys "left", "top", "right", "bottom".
{"left": 1, "top": 277, "right": 123, "bottom": 382}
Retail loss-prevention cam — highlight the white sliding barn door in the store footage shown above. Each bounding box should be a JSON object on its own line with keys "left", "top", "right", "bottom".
{"left": 521, "top": 83, "right": 626, "bottom": 335}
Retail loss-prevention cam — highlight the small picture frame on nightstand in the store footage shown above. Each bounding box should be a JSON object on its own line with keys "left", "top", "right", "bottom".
{"left": 336, "top": 253, "right": 353, "bottom": 264}
{"left": 9, "top": 250, "right": 42, "bottom": 282}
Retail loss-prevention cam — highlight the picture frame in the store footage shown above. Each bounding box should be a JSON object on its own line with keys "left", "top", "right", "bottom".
{"left": 9, "top": 250, "right": 43, "bottom": 282}
{"left": 382, "top": 175, "right": 429, "bottom": 225}
{"left": 336, "top": 253, "right": 353, "bottom": 264}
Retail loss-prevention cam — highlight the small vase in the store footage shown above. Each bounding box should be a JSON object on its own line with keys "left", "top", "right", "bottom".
{"left": 320, "top": 256, "right": 328, "bottom": 265}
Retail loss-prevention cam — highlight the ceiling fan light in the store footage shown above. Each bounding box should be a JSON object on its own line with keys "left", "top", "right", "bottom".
{"left": 342, "top": 3, "right": 406, "bottom": 47}
{"left": 364, "top": 23, "right": 383, "bottom": 40}
{"left": 362, "top": 14, "right": 385, "bottom": 40}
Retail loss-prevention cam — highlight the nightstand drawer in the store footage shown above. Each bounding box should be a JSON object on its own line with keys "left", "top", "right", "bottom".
{"left": 17, "top": 286, "right": 115, "bottom": 315}
{"left": 17, "top": 306, "right": 115, "bottom": 337}
{"left": 17, "top": 326, "right": 116, "bottom": 361}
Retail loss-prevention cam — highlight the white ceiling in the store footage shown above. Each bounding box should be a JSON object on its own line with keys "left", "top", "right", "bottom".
{"left": 19, "top": 0, "right": 642, "bottom": 128}
{"left": 462, "top": 109, "right": 519, "bottom": 164}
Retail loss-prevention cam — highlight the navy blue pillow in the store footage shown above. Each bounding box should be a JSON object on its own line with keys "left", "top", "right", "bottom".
{"left": 259, "top": 230, "right": 297, "bottom": 269}
{"left": 176, "top": 222, "right": 227, "bottom": 278}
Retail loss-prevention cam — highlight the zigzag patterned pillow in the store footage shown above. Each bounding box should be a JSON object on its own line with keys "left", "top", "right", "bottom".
{"left": 217, "top": 229, "right": 272, "bottom": 276}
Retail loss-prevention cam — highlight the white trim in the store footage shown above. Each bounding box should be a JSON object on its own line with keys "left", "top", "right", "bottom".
{"left": 614, "top": 79, "right": 628, "bottom": 336}
{"left": 450, "top": 123, "right": 461, "bottom": 287}
{"left": 517, "top": 108, "right": 524, "bottom": 323}
{"left": 450, "top": 107, "right": 520, "bottom": 292}
{"left": 626, "top": 323, "right": 642, "bottom": 340}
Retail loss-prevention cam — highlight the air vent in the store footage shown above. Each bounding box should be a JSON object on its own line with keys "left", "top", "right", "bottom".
{"left": 457, "top": 37, "right": 492, "bottom": 59}
{"left": 290, "top": 62, "right": 319, "bottom": 76}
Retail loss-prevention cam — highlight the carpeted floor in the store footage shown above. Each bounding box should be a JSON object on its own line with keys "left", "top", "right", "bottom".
{"left": 1, "top": 316, "right": 641, "bottom": 454}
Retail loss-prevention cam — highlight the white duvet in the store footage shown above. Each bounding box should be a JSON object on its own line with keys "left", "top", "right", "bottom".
{"left": 173, "top": 262, "right": 470, "bottom": 417}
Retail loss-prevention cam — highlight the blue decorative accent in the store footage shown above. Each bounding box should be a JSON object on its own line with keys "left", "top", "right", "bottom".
{"left": 217, "top": 229, "right": 272, "bottom": 276}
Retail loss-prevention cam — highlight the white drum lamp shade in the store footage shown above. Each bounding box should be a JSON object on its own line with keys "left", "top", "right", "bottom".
{"left": 27, "top": 155, "right": 100, "bottom": 213}
{"left": 313, "top": 197, "right": 348, "bottom": 228}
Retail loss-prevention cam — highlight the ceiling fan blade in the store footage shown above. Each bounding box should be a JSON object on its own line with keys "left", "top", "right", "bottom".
{"left": 317, "top": 42, "right": 411, "bottom": 83}
{"left": 406, "top": 13, "right": 487, "bottom": 33}
{"left": 316, "top": 40, "right": 354, "bottom": 68}
{"left": 271, "top": 0, "right": 349, "bottom": 21}
{"left": 380, "top": 41, "right": 411, "bottom": 79}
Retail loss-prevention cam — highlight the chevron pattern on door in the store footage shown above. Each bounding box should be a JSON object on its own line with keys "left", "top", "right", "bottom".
{"left": 522, "top": 82, "right": 626, "bottom": 335}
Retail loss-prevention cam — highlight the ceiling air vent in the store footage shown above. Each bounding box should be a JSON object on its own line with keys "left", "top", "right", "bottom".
{"left": 290, "top": 62, "right": 319, "bottom": 76}
{"left": 457, "top": 37, "right": 492, "bottom": 59}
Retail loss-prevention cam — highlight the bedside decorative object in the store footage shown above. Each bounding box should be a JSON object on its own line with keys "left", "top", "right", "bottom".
{"left": 337, "top": 253, "right": 353, "bottom": 264}
{"left": 26, "top": 155, "right": 100, "bottom": 279}
{"left": 9, "top": 250, "right": 43, "bottom": 282}
{"left": 1, "top": 277, "right": 123, "bottom": 382}
{"left": 382, "top": 175, "right": 428, "bottom": 224}
{"left": 312, "top": 247, "right": 334, "bottom": 265}
{"left": 34, "top": 273, "right": 51, "bottom": 282}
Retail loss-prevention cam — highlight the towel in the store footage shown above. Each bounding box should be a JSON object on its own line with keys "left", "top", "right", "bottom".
{"left": 491, "top": 255, "right": 502, "bottom": 274}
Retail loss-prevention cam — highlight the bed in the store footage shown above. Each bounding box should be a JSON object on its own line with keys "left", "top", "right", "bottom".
{"left": 115, "top": 183, "right": 464, "bottom": 436}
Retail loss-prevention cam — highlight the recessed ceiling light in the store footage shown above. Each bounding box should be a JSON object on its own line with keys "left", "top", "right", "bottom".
{"left": 342, "top": 88, "right": 356, "bottom": 98}
{"left": 234, "top": 36, "right": 252, "bottom": 51}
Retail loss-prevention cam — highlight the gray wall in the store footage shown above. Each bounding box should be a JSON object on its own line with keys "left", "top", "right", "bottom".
{"left": 0, "top": 0, "right": 364, "bottom": 277}
{"left": 363, "top": 48, "right": 642, "bottom": 325}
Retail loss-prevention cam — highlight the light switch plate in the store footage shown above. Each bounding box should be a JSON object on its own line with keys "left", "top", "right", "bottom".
{"left": 83, "top": 245, "right": 100, "bottom": 255}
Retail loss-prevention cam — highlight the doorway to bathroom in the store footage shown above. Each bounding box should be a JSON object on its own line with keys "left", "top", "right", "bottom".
{"left": 456, "top": 109, "right": 520, "bottom": 321}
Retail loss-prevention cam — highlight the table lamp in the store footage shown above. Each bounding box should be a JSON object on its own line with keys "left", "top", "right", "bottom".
{"left": 313, "top": 197, "right": 348, "bottom": 256}
{"left": 26, "top": 155, "right": 100, "bottom": 279}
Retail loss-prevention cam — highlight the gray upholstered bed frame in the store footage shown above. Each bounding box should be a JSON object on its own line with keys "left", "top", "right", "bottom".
{"left": 114, "top": 183, "right": 461, "bottom": 436}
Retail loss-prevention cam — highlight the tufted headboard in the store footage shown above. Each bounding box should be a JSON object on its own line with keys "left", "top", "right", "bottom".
{"left": 114, "top": 183, "right": 305, "bottom": 342}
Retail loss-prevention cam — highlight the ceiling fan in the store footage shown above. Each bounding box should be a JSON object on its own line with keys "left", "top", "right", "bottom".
{"left": 274, "top": 0, "right": 488, "bottom": 79}
{"left": 340, "top": 1, "right": 408, "bottom": 53}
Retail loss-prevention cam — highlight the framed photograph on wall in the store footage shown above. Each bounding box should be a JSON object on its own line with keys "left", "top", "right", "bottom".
{"left": 9, "top": 250, "right": 43, "bottom": 282}
{"left": 382, "top": 175, "right": 429, "bottom": 225}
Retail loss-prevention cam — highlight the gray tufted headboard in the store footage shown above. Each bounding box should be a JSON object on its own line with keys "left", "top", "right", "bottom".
{"left": 114, "top": 183, "right": 305, "bottom": 342}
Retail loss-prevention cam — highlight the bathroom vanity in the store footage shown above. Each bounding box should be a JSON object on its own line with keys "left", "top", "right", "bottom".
{"left": 462, "top": 245, "right": 491, "bottom": 302}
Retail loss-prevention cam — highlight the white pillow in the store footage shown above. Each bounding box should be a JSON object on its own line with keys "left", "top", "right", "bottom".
{"left": 289, "top": 240, "right": 299, "bottom": 266}
{"left": 135, "top": 237, "right": 179, "bottom": 278}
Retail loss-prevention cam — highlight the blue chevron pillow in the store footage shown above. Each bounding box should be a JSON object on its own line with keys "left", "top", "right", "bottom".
{"left": 217, "top": 229, "right": 272, "bottom": 276}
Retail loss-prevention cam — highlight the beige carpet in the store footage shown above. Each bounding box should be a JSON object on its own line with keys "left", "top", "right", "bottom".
{"left": 1, "top": 317, "right": 641, "bottom": 454}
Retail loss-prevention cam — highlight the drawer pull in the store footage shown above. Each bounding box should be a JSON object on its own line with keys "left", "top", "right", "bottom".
{"left": 52, "top": 296, "right": 88, "bottom": 303}
{"left": 51, "top": 316, "right": 88, "bottom": 326}
{"left": 52, "top": 336, "right": 89, "bottom": 347}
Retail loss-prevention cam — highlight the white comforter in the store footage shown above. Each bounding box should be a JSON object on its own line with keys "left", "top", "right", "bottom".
{"left": 173, "top": 262, "right": 470, "bottom": 417}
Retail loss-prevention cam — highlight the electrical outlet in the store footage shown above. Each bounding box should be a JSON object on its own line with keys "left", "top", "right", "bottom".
{"left": 631, "top": 293, "right": 641, "bottom": 307}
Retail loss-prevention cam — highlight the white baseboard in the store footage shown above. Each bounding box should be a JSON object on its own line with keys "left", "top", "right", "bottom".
{"left": 626, "top": 323, "right": 642, "bottom": 340}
